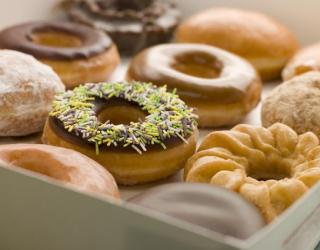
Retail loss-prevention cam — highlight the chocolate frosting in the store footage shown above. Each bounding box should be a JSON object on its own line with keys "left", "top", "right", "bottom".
{"left": 64, "top": 0, "right": 180, "bottom": 55}
{"left": 130, "top": 183, "right": 265, "bottom": 239}
{"left": 127, "top": 44, "right": 260, "bottom": 103}
{"left": 49, "top": 97, "right": 184, "bottom": 153}
{"left": 0, "top": 21, "right": 112, "bottom": 60}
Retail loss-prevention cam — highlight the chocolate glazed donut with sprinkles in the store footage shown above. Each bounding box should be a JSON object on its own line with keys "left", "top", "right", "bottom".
{"left": 42, "top": 81, "right": 198, "bottom": 185}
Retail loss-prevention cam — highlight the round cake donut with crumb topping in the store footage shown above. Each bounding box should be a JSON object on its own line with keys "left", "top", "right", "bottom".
{"left": 42, "top": 81, "right": 198, "bottom": 185}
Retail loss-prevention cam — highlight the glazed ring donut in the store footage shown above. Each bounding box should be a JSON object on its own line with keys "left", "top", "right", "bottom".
{"left": 0, "top": 21, "right": 120, "bottom": 88}
{"left": 0, "top": 144, "right": 120, "bottom": 198}
{"left": 127, "top": 44, "right": 262, "bottom": 128}
{"left": 0, "top": 49, "right": 65, "bottom": 136}
{"left": 42, "top": 81, "right": 198, "bottom": 185}
{"left": 262, "top": 72, "right": 320, "bottom": 138}
{"left": 175, "top": 7, "right": 299, "bottom": 80}
{"left": 282, "top": 43, "right": 320, "bottom": 80}
{"left": 184, "top": 123, "right": 320, "bottom": 222}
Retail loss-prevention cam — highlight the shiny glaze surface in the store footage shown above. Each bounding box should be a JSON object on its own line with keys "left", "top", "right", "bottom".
{"left": 0, "top": 21, "right": 112, "bottom": 60}
{"left": 127, "top": 44, "right": 259, "bottom": 103}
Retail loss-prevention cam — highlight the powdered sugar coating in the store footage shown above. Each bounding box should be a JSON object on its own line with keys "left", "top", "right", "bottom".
{"left": 262, "top": 71, "right": 320, "bottom": 137}
{"left": 0, "top": 50, "right": 65, "bottom": 136}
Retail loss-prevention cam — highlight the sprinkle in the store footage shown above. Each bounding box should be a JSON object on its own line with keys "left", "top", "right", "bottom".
{"left": 49, "top": 81, "right": 198, "bottom": 154}
{"left": 132, "top": 144, "right": 142, "bottom": 154}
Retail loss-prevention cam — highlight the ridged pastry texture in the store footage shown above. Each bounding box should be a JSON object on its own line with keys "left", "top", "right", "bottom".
{"left": 185, "top": 123, "right": 320, "bottom": 222}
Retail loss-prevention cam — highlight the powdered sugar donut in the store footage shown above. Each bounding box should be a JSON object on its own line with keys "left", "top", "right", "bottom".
{"left": 262, "top": 71, "right": 320, "bottom": 137}
{"left": 0, "top": 50, "right": 65, "bottom": 136}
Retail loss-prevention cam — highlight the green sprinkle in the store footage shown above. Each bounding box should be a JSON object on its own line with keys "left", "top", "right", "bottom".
{"left": 49, "top": 81, "right": 198, "bottom": 154}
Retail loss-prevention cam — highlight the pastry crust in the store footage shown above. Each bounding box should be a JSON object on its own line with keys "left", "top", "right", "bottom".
{"left": 185, "top": 123, "right": 320, "bottom": 222}
{"left": 0, "top": 144, "right": 120, "bottom": 198}
{"left": 175, "top": 7, "right": 299, "bottom": 80}
{"left": 0, "top": 50, "right": 65, "bottom": 136}
{"left": 43, "top": 122, "right": 198, "bottom": 185}
{"left": 262, "top": 71, "right": 320, "bottom": 138}
{"left": 41, "top": 45, "right": 120, "bottom": 89}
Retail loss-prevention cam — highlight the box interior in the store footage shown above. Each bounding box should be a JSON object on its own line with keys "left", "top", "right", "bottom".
{"left": 0, "top": 0, "right": 320, "bottom": 249}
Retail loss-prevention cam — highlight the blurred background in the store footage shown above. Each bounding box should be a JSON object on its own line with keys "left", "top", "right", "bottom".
{"left": 0, "top": 0, "right": 319, "bottom": 45}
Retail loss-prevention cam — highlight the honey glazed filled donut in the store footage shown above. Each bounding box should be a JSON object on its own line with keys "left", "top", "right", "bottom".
{"left": 127, "top": 43, "right": 262, "bottom": 128}
{"left": 42, "top": 81, "right": 198, "bottom": 185}
{"left": 63, "top": 0, "right": 181, "bottom": 55}
{"left": 0, "top": 21, "right": 120, "bottom": 88}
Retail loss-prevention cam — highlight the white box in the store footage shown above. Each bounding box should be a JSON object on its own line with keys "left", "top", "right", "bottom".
{"left": 0, "top": 1, "right": 319, "bottom": 249}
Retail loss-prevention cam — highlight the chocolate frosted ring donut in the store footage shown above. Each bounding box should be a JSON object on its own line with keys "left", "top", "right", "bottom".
{"left": 42, "top": 81, "right": 198, "bottom": 185}
{"left": 64, "top": 0, "right": 180, "bottom": 55}
{"left": 127, "top": 44, "right": 262, "bottom": 128}
{"left": 0, "top": 21, "right": 111, "bottom": 60}
{"left": 0, "top": 21, "right": 120, "bottom": 88}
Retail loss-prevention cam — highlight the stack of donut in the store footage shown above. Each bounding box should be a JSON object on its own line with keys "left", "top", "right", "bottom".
{"left": 1, "top": 0, "right": 320, "bottom": 241}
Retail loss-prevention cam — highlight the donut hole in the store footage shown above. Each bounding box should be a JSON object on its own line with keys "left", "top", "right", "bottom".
{"left": 172, "top": 52, "right": 222, "bottom": 79}
{"left": 247, "top": 159, "right": 292, "bottom": 181}
{"left": 2, "top": 154, "right": 67, "bottom": 180}
{"left": 96, "top": 99, "right": 146, "bottom": 125}
{"left": 30, "top": 31, "right": 83, "bottom": 48}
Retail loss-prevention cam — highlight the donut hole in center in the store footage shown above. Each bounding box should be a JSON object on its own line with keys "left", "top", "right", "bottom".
{"left": 3, "top": 155, "right": 62, "bottom": 180}
{"left": 30, "top": 31, "right": 83, "bottom": 48}
{"left": 247, "top": 159, "right": 292, "bottom": 181}
{"left": 172, "top": 52, "right": 222, "bottom": 79}
{"left": 95, "top": 99, "right": 146, "bottom": 125}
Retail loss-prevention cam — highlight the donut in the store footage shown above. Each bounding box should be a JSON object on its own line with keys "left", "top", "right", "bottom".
{"left": 184, "top": 123, "right": 320, "bottom": 222}
{"left": 126, "top": 44, "right": 262, "bottom": 128}
{"left": 282, "top": 43, "right": 320, "bottom": 80}
{"left": 129, "top": 183, "right": 265, "bottom": 239}
{"left": 0, "top": 49, "right": 65, "bottom": 137}
{"left": 175, "top": 7, "right": 299, "bottom": 80}
{"left": 0, "top": 21, "right": 120, "bottom": 89}
{"left": 0, "top": 144, "right": 120, "bottom": 198}
{"left": 63, "top": 0, "right": 180, "bottom": 55}
{"left": 262, "top": 72, "right": 320, "bottom": 138}
{"left": 42, "top": 81, "right": 198, "bottom": 185}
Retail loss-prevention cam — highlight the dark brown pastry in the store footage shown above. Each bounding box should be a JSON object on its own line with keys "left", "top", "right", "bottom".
{"left": 63, "top": 0, "right": 181, "bottom": 55}
{"left": 129, "top": 183, "right": 265, "bottom": 239}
